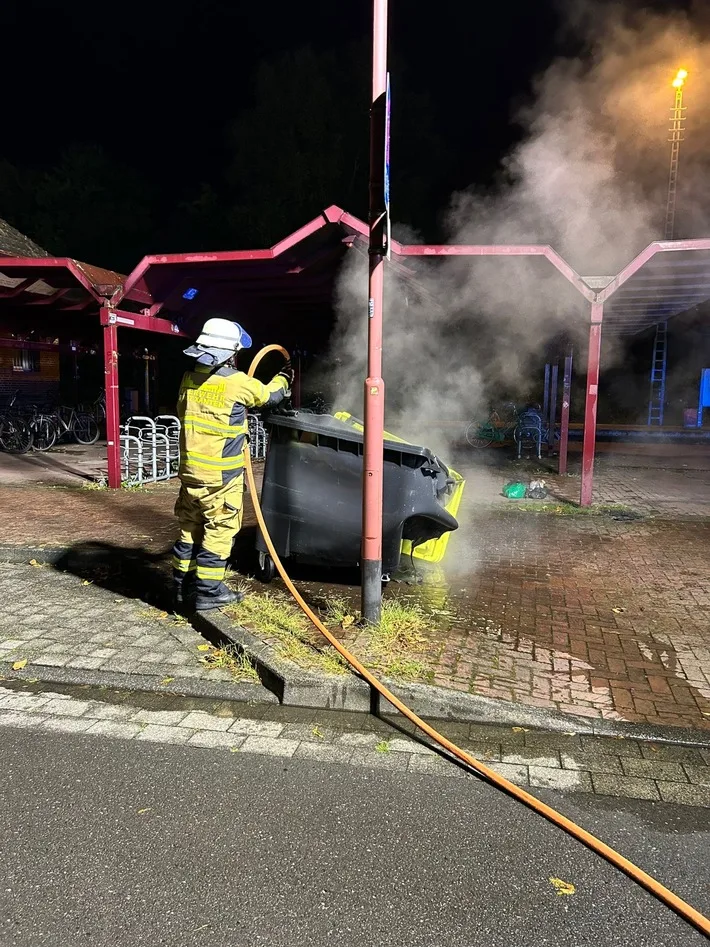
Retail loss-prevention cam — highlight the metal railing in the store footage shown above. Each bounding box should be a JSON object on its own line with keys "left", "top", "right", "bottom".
{"left": 248, "top": 414, "right": 269, "bottom": 460}
{"left": 118, "top": 413, "right": 267, "bottom": 484}
{"left": 120, "top": 415, "right": 180, "bottom": 485}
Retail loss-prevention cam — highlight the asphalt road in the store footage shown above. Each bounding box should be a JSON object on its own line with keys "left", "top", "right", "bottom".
{"left": 1, "top": 730, "right": 708, "bottom": 947}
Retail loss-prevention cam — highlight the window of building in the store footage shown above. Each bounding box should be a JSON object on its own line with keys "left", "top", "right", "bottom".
{"left": 12, "top": 349, "right": 40, "bottom": 373}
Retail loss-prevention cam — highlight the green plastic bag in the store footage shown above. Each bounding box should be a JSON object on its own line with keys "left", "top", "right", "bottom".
{"left": 503, "top": 482, "right": 527, "bottom": 499}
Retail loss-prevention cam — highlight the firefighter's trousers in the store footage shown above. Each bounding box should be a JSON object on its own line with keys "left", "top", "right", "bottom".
{"left": 171, "top": 477, "right": 244, "bottom": 598}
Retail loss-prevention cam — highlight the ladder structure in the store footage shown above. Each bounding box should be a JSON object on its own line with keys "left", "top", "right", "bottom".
{"left": 647, "top": 70, "right": 687, "bottom": 426}
{"left": 647, "top": 321, "right": 668, "bottom": 425}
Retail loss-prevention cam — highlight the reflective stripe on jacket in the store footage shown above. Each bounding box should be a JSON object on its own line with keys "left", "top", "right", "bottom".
{"left": 177, "top": 364, "right": 287, "bottom": 486}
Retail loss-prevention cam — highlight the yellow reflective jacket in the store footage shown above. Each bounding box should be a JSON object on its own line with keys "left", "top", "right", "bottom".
{"left": 177, "top": 364, "right": 288, "bottom": 487}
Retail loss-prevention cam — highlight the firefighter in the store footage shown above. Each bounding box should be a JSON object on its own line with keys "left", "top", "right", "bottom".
{"left": 172, "top": 318, "right": 292, "bottom": 611}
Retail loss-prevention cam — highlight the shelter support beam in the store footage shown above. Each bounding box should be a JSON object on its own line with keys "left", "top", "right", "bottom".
{"left": 102, "top": 314, "right": 121, "bottom": 489}
{"left": 548, "top": 363, "right": 559, "bottom": 453}
{"left": 580, "top": 304, "right": 603, "bottom": 506}
{"left": 558, "top": 347, "right": 573, "bottom": 476}
{"left": 543, "top": 364, "right": 550, "bottom": 419}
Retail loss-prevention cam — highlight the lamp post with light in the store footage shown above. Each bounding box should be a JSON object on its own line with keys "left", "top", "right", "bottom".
{"left": 665, "top": 68, "right": 688, "bottom": 241}
{"left": 648, "top": 68, "right": 690, "bottom": 427}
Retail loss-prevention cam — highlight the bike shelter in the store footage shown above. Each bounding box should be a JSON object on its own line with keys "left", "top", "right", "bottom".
{"left": 2, "top": 207, "right": 710, "bottom": 503}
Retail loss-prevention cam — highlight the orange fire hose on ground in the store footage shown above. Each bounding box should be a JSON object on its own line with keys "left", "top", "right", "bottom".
{"left": 247, "top": 344, "right": 710, "bottom": 940}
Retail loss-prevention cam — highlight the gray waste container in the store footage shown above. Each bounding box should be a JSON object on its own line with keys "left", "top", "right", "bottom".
{"left": 254, "top": 412, "right": 459, "bottom": 581}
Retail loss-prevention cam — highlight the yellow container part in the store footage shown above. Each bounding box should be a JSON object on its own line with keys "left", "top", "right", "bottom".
{"left": 333, "top": 411, "right": 466, "bottom": 564}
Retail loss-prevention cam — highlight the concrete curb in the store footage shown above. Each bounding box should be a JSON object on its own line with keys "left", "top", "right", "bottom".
{"left": 0, "top": 544, "right": 72, "bottom": 565}
{"left": 3, "top": 543, "right": 710, "bottom": 748}
{"left": 199, "top": 609, "right": 710, "bottom": 749}
{"left": 0, "top": 659, "right": 278, "bottom": 705}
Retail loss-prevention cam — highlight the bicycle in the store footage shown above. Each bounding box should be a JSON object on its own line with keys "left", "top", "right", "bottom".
{"left": 465, "top": 402, "right": 520, "bottom": 449}
{"left": 0, "top": 391, "right": 34, "bottom": 453}
{"left": 24, "top": 405, "right": 58, "bottom": 452}
{"left": 48, "top": 405, "right": 100, "bottom": 445}
{"left": 78, "top": 389, "right": 106, "bottom": 424}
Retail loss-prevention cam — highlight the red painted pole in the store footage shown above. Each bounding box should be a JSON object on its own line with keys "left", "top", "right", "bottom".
{"left": 361, "top": 0, "right": 389, "bottom": 624}
{"left": 580, "top": 304, "right": 603, "bottom": 506}
{"left": 558, "top": 346, "right": 573, "bottom": 475}
{"left": 102, "top": 313, "right": 122, "bottom": 489}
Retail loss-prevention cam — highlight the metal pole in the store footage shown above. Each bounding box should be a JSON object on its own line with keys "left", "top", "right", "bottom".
{"left": 548, "top": 362, "right": 559, "bottom": 452}
{"left": 542, "top": 363, "right": 550, "bottom": 420}
{"left": 580, "top": 304, "right": 603, "bottom": 507}
{"left": 294, "top": 351, "right": 301, "bottom": 410}
{"left": 144, "top": 351, "right": 151, "bottom": 414}
{"left": 102, "top": 314, "right": 122, "bottom": 489}
{"left": 647, "top": 70, "right": 687, "bottom": 427}
{"left": 361, "top": 0, "right": 389, "bottom": 624}
{"left": 558, "top": 347, "right": 573, "bottom": 475}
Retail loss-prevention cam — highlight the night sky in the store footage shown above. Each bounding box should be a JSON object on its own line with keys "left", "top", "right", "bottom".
{"left": 6, "top": 0, "right": 555, "bottom": 183}
{"left": 2, "top": 0, "right": 561, "bottom": 265}
{"left": 1, "top": 0, "right": 699, "bottom": 266}
{"left": 2, "top": 0, "right": 705, "bottom": 417}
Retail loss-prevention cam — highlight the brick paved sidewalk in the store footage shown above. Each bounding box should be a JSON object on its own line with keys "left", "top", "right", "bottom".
{"left": 0, "top": 562, "right": 269, "bottom": 698}
{"left": 1, "top": 680, "right": 709, "bottom": 806}
{"left": 0, "top": 471, "right": 262, "bottom": 551}
{"left": 546, "top": 465, "right": 710, "bottom": 519}
{"left": 339, "top": 511, "right": 710, "bottom": 733}
{"left": 2, "top": 469, "right": 710, "bottom": 735}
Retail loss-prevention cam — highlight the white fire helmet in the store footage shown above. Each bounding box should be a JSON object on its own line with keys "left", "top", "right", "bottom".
{"left": 195, "top": 318, "right": 252, "bottom": 351}
{"left": 184, "top": 318, "right": 253, "bottom": 366}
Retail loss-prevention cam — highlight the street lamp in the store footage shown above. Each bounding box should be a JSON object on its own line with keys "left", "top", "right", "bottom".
{"left": 649, "top": 68, "right": 690, "bottom": 427}
{"left": 665, "top": 68, "right": 688, "bottom": 240}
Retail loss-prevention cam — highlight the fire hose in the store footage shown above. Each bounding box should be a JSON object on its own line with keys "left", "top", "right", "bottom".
{"left": 246, "top": 344, "right": 710, "bottom": 940}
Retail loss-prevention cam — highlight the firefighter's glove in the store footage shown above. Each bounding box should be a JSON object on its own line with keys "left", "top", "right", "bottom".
{"left": 276, "top": 366, "right": 295, "bottom": 387}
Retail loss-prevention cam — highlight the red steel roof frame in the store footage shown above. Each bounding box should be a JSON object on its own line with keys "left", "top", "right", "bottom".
{"left": 0, "top": 257, "right": 123, "bottom": 300}
{"left": 4, "top": 209, "right": 710, "bottom": 506}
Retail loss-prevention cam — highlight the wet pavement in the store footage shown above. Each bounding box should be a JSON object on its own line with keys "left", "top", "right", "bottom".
{"left": 287, "top": 460, "right": 710, "bottom": 732}
{"left": 1, "top": 453, "right": 710, "bottom": 733}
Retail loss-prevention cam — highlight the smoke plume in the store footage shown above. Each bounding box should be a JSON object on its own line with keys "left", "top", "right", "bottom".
{"left": 325, "top": 2, "right": 710, "bottom": 456}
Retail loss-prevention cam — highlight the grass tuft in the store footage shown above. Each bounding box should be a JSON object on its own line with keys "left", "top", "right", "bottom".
{"left": 510, "top": 500, "right": 641, "bottom": 518}
{"left": 226, "top": 584, "right": 348, "bottom": 676}
{"left": 199, "top": 644, "right": 260, "bottom": 683}
{"left": 360, "top": 600, "right": 432, "bottom": 682}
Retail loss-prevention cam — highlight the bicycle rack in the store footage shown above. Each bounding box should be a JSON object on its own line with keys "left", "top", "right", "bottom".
{"left": 248, "top": 414, "right": 269, "bottom": 460}
{"left": 120, "top": 415, "right": 181, "bottom": 484}
{"left": 120, "top": 412, "right": 263, "bottom": 483}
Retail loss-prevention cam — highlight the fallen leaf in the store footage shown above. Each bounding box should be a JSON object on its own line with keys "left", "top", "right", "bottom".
{"left": 197, "top": 644, "right": 212, "bottom": 652}
{"left": 564, "top": 731, "right": 577, "bottom": 736}
{"left": 312, "top": 726, "right": 325, "bottom": 739}
{"left": 512, "top": 727, "right": 529, "bottom": 733}
{"left": 29, "top": 559, "right": 41, "bottom": 567}
{"left": 137, "top": 808, "right": 152, "bottom": 815}
{"left": 549, "top": 877, "right": 576, "bottom": 896}
{"left": 156, "top": 611, "right": 169, "bottom": 620}
{"left": 82, "top": 580, "right": 92, "bottom": 586}
{"left": 12, "top": 659, "right": 28, "bottom": 671}
{"left": 341, "top": 615, "right": 355, "bottom": 629}
{"left": 159, "top": 676, "right": 174, "bottom": 686}
{"left": 229, "top": 746, "right": 240, "bottom": 753}
{"left": 611, "top": 607, "right": 625, "bottom": 614}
